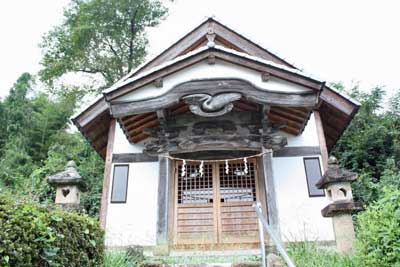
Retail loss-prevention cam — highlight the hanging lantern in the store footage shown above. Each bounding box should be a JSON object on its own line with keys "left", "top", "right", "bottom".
{"left": 244, "top": 157, "right": 248, "bottom": 174}
{"left": 181, "top": 160, "right": 186, "bottom": 177}
{"left": 225, "top": 160, "right": 229, "bottom": 174}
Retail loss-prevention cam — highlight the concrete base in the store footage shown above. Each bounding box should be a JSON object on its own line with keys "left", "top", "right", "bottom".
{"left": 332, "top": 214, "right": 356, "bottom": 253}
{"left": 153, "top": 242, "right": 170, "bottom": 256}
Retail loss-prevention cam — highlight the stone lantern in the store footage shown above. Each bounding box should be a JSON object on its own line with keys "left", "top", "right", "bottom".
{"left": 316, "top": 156, "right": 362, "bottom": 253}
{"left": 48, "top": 161, "right": 86, "bottom": 209}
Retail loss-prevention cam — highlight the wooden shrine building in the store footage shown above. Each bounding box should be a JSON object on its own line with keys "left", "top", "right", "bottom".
{"left": 73, "top": 18, "right": 359, "bottom": 254}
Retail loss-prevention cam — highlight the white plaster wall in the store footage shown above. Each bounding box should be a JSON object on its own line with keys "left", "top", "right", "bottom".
{"left": 105, "top": 161, "right": 159, "bottom": 247}
{"left": 280, "top": 112, "right": 320, "bottom": 147}
{"left": 117, "top": 61, "right": 313, "bottom": 102}
{"left": 113, "top": 123, "right": 145, "bottom": 153}
{"left": 273, "top": 156, "right": 334, "bottom": 242}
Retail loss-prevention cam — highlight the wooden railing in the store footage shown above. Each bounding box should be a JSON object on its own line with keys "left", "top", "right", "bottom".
{"left": 253, "top": 202, "right": 296, "bottom": 267}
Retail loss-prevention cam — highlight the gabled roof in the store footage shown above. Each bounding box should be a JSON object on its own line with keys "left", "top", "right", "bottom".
{"left": 118, "top": 17, "right": 297, "bottom": 83}
{"left": 72, "top": 17, "right": 359, "bottom": 159}
{"left": 103, "top": 44, "right": 322, "bottom": 101}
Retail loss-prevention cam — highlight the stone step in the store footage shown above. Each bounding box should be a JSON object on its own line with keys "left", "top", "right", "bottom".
{"left": 142, "top": 252, "right": 262, "bottom": 267}
{"left": 140, "top": 262, "right": 262, "bottom": 267}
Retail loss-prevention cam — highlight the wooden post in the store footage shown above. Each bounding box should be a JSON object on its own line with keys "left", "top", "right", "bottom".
{"left": 99, "top": 119, "right": 116, "bottom": 229}
{"left": 155, "top": 153, "right": 172, "bottom": 255}
{"left": 262, "top": 148, "right": 281, "bottom": 238}
{"left": 314, "top": 111, "right": 329, "bottom": 171}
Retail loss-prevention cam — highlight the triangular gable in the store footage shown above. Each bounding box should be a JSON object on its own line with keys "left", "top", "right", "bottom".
{"left": 104, "top": 45, "right": 322, "bottom": 101}
{"left": 118, "top": 17, "right": 297, "bottom": 85}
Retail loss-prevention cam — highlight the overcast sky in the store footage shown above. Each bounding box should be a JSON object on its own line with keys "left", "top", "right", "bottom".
{"left": 0, "top": 0, "right": 399, "bottom": 99}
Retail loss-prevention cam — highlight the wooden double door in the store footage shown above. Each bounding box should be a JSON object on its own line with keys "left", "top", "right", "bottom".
{"left": 173, "top": 159, "right": 261, "bottom": 249}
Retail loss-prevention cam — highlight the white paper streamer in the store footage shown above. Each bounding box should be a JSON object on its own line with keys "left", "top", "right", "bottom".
{"left": 244, "top": 157, "right": 248, "bottom": 174}
{"left": 181, "top": 159, "right": 186, "bottom": 177}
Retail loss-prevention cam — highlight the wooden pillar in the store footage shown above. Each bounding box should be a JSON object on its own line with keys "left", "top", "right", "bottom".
{"left": 262, "top": 148, "right": 280, "bottom": 238}
{"left": 155, "top": 153, "right": 172, "bottom": 255}
{"left": 314, "top": 111, "right": 329, "bottom": 171}
{"left": 100, "top": 119, "right": 116, "bottom": 229}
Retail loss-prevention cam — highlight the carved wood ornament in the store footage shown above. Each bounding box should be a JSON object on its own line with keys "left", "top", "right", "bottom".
{"left": 182, "top": 93, "right": 242, "bottom": 117}
{"left": 143, "top": 111, "right": 288, "bottom": 156}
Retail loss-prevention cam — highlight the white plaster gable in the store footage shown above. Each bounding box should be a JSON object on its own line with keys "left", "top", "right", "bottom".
{"left": 281, "top": 112, "right": 320, "bottom": 146}
{"left": 113, "top": 122, "right": 144, "bottom": 153}
{"left": 114, "top": 60, "right": 313, "bottom": 103}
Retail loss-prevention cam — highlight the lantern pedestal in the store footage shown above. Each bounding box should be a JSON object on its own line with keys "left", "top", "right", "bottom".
{"left": 316, "top": 156, "right": 361, "bottom": 253}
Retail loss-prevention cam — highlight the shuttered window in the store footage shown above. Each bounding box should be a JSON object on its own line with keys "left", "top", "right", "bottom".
{"left": 304, "top": 158, "right": 325, "bottom": 197}
{"left": 111, "top": 165, "right": 129, "bottom": 203}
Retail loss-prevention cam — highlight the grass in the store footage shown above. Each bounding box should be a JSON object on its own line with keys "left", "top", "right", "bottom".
{"left": 104, "top": 250, "right": 141, "bottom": 267}
{"left": 288, "top": 243, "right": 357, "bottom": 267}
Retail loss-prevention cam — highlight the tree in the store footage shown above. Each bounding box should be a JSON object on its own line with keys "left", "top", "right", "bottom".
{"left": 0, "top": 74, "right": 78, "bottom": 189}
{"left": 332, "top": 83, "right": 400, "bottom": 204}
{"left": 39, "top": 0, "right": 168, "bottom": 90}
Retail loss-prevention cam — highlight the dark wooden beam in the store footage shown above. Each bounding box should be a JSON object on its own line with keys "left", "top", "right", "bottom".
{"left": 261, "top": 148, "right": 280, "bottom": 238}
{"left": 273, "top": 146, "right": 321, "bottom": 157}
{"left": 314, "top": 111, "right": 329, "bottom": 170}
{"left": 319, "top": 88, "right": 356, "bottom": 116}
{"left": 127, "top": 120, "right": 159, "bottom": 136}
{"left": 112, "top": 153, "right": 158, "bottom": 163}
{"left": 276, "top": 106, "right": 309, "bottom": 118}
{"left": 267, "top": 113, "right": 303, "bottom": 129}
{"left": 99, "top": 119, "right": 116, "bottom": 229}
{"left": 270, "top": 108, "right": 306, "bottom": 124}
{"left": 154, "top": 78, "right": 163, "bottom": 88}
{"left": 261, "top": 72, "right": 271, "bottom": 82}
{"left": 125, "top": 113, "right": 158, "bottom": 131}
{"left": 110, "top": 79, "right": 317, "bottom": 117}
{"left": 155, "top": 153, "right": 172, "bottom": 255}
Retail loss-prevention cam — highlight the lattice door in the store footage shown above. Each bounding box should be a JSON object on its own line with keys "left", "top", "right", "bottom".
{"left": 173, "top": 159, "right": 260, "bottom": 247}
{"left": 218, "top": 159, "right": 260, "bottom": 244}
{"left": 174, "top": 161, "right": 217, "bottom": 245}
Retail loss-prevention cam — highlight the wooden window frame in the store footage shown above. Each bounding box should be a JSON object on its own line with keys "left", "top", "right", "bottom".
{"left": 110, "top": 164, "right": 130, "bottom": 204}
{"left": 303, "top": 157, "right": 325, "bottom": 198}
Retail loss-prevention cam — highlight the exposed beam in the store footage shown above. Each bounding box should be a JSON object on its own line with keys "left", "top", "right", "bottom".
{"left": 125, "top": 114, "right": 158, "bottom": 132}
{"left": 273, "top": 146, "right": 321, "bottom": 157}
{"left": 112, "top": 153, "right": 158, "bottom": 163}
{"left": 128, "top": 120, "right": 160, "bottom": 137}
{"left": 267, "top": 113, "right": 303, "bottom": 129}
{"left": 270, "top": 108, "right": 305, "bottom": 124}
{"left": 110, "top": 79, "right": 317, "bottom": 117}
{"left": 274, "top": 106, "right": 309, "bottom": 118}
{"left": 99, "top": 119, "right": 116, "bottom": 229}
{"left": 319, "top": 88, "right": 356, "bottom": 116}
{"left": 156, "top": 153, "right": 172, "bottom": 254}
{"left": 314, "top": 111, "right": 329, "bottom": 170}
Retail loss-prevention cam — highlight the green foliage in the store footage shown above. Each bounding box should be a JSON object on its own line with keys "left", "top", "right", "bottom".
{"left": 0, "top": 194, "right": 104, "bottom": 267}
{"left": 0, "top": 73, "right": 103, "bottom": 216}
{"left": 332, "top": 83, "right": 400, "bottom": 204}
{"left": 288, "top": 243, "right": 357, "bottom": 267}
{"left": 355, "top": 187, "right": 400, "bottom": 266}
{"left": 40, "top": 0, "right": 168, "bottom": 89}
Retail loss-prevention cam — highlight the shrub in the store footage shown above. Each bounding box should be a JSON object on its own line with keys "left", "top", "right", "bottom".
{"left": 356, "top": 187, "right": 400, "bottom": 267}
{"left": 0, "top": 194, "right": 104, "bottom": 267}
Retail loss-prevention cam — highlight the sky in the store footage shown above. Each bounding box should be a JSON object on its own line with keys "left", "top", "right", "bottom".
{"left": 0, "top": 0, "right": 399, "bottom": 99}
